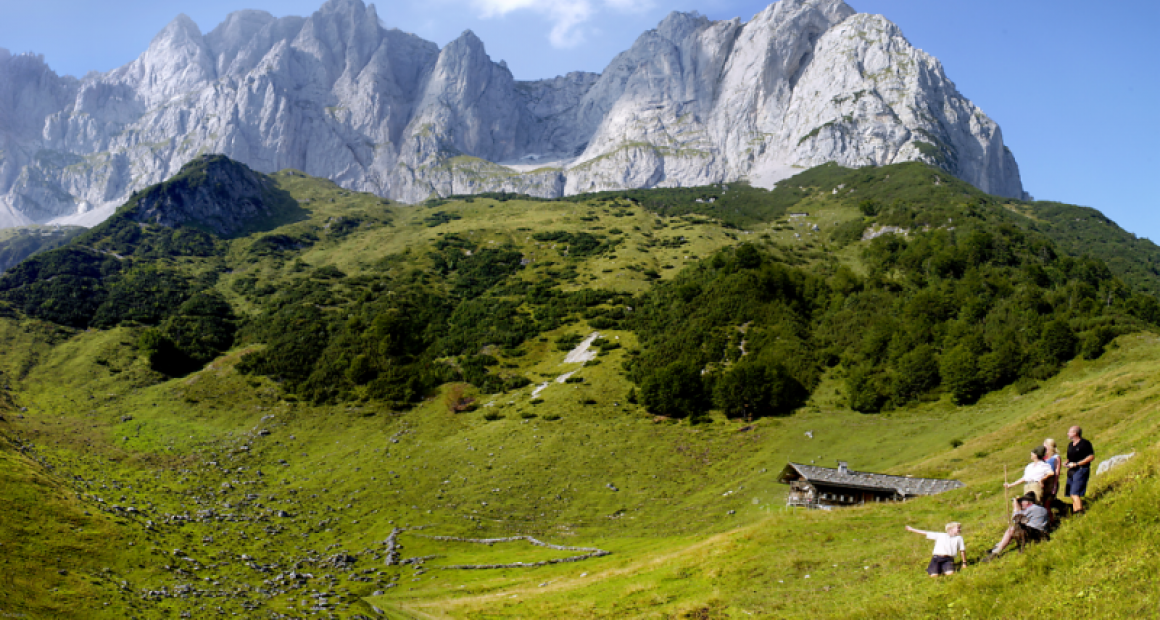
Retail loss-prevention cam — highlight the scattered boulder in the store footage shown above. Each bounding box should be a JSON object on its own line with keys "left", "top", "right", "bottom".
{"left": 1096, "top": 452, "right": 1136, "bottom": 476}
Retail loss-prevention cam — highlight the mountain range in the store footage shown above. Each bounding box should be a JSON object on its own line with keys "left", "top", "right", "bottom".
{"left": 0, "top": 0, "right": 1025, "bottom": 230}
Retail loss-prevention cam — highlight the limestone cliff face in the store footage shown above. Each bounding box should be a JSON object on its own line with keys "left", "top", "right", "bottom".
{"left": 0, "top": 0, "right": 1024, "bottom": 228}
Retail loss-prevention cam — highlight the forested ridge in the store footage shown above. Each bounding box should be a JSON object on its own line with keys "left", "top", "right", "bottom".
{"left": 0, "top": 156, "right": 1157, "bottom": 421}
{"left": 629, "top": 229, "right": 1158, "bottom": 419}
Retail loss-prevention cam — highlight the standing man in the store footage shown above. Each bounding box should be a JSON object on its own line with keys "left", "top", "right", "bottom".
{"left": 1064, "top": 426, "right": 1095, "bottom": 515}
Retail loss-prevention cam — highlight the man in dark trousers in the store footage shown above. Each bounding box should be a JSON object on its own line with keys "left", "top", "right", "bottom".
{"left": 1064, "top": 425, "right": 1095, "bottom": 515}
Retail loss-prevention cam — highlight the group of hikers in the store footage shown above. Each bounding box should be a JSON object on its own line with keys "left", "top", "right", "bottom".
{"left": 904, "top": 425, "right": 1095, "bottom": 576}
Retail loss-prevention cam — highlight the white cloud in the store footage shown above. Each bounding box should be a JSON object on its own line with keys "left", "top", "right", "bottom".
{"left": 470, "top": 0, "right": 650, "bottom": 48}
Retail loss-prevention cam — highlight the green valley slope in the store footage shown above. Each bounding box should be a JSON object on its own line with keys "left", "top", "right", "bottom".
{"left": 0, "top": 156, "right": 1158, "bottom": 619}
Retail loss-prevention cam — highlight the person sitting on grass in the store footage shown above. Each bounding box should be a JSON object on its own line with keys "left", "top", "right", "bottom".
{"left": 984, "top": 493, "right": 1049, "bottom": 560}
{"left": 1003, "top": 446, "right": 1054, "bottom": 505}
{"left": 905, "top": 522, "right": 966, "bottom": 577}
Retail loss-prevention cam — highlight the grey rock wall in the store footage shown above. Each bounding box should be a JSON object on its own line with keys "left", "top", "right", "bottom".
{"left": 0, "top": 0, "right": 1024, "bottom": 228}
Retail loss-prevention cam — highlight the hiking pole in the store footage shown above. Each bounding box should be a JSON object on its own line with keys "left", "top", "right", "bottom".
{"left": 1003, "top": 465, "right": 1009, "bottom": 523}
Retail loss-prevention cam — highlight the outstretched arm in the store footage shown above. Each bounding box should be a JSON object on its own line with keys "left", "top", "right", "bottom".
{"left": 905, "top": 526, "right": 929, "bottom": 536}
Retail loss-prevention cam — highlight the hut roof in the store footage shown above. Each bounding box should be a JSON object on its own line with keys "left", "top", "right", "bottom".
{"left": 778, "top": 462, "right": 964, "bottom": 496}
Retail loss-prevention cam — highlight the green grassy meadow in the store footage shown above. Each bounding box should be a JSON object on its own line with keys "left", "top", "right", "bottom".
{"left": 1, "top": 161, "right": 1159, "bottom": 618}
{"left": 3, "top": 316, "right": 1159, "bottom": 618}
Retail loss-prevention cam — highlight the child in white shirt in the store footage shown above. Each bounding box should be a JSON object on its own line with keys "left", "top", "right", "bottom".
{"left": 905, "top": 522, "right": 966, "bottom": 576}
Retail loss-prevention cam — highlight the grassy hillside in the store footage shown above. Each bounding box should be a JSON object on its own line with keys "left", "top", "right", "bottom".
{"left": 3, "top": 317, "right": 1158, "bottom": 618}
{"left": 753, "top": 162, "right": 1160, "bottom": 296}
{"left": 1, "top": 158, "right": 1159, "bottom": 618}
{"left": 370, "top": 333, "right": 1160, "bottom": 619}
{"left": 1011, "top": 200, "right": 1160, "bottom": 297}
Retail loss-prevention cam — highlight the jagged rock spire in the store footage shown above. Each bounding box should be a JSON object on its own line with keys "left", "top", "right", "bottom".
{"left": 0, "top": 0, "right": 1023, "bottom": 228}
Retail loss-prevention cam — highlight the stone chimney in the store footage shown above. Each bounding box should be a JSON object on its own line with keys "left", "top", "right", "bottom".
{"left": 838, "top": 461, "right": 848, "bottom": 475}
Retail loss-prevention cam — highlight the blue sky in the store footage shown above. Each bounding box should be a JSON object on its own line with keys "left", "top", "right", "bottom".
{"left": 2, "top": 0, "right": 1157, "bottom": 240}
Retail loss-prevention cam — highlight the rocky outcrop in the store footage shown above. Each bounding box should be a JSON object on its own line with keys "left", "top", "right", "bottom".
{"left": 0, "top": 0, "right": 1025, "bottom": 228}
{"left": 125, "top": 155, "right": 284, "bottom": 237}
{"left": 1096, "top": 452, "right": 1136, "bottom": 476}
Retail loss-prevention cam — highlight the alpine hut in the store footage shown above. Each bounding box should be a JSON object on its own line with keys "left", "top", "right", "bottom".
{"left": 778, "top": 461, "right": 964, "bottom": 509}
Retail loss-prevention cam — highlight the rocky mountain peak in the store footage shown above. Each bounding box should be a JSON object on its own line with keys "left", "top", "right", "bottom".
{"left": 654, "top": 11, "right": 711, "bottom": 42}
{"left": 446, "top": 30, "right": 486, "bottom": 55}
{"left": 149, "top": 14, "right": 206, "bottom": 53}
{"left": 0, "top": 0, "right": 1026, "bottom": 228}
{"left": 205, "top": 10, "right": 278, "bottom": 73}
{"left": 317, "top": 0, "right": 371, "bottom": 15}
{"left": 121, "top": 13, "right": 216, "bottom": 106}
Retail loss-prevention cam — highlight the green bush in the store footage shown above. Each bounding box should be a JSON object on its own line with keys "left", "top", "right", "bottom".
{"left": 712, "top": 359, "right": 807, "bottom": 420}
{"left": 830, "top": 219, "right": 867, "bottom": 247}
{"left": 858, "top": 199, "right": 882, "bottom": 217}
{"left": 639, "top": 360, "right": 709, "bottom": 420}
{"left": 941, "top": 345, "right": 982, "bottom": 405}
{"left": 1014, "top": 377, "right": 1040, "bottom": 395}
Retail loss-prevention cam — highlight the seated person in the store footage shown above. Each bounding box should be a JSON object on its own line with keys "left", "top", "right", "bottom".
{"left": 1003, "top": 446, "right": 1054, "bottom": 504}
{"left": 984, "top": 493, "right": 1049, "bottom": 559}
{"left": 904, "top": 522, "right": 967, "bottom": 577}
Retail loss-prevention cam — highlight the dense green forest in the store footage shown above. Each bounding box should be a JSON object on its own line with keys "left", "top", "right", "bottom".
{"left": 1017, "top": 201, "right": 1160, "bottom": 297}
{"left": 629, "top": 232, "right": 1159, "bottom": 419}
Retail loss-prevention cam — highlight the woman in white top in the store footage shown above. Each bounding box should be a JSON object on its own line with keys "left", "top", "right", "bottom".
{"left": 1004, "top": 446, "right": 1054, "bottom": 504}
{"left": 905, "top": 522, "right": 966, "bottom": 576}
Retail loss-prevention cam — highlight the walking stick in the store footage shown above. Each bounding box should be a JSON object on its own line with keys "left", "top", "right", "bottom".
{"left": 1003, "top": 464, "right": 1009, "bottom": 522}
